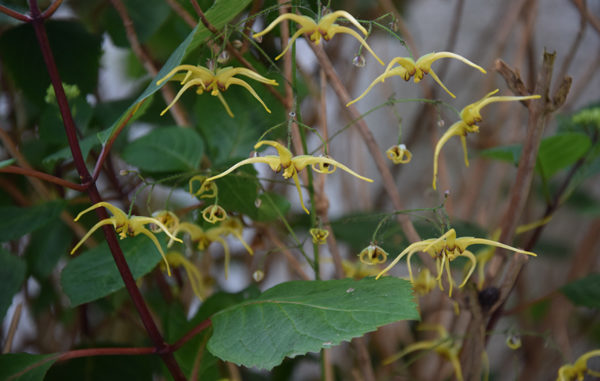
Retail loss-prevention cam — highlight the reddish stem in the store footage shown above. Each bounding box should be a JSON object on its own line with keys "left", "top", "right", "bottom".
{"left": 0, "top": 4, "right": 31, "bottom": 22}
{"left": 27, "top": 1, "right": 185, "bottom": 379}
{"left": 0, "top": 166, "right": 86, "bottom": 191}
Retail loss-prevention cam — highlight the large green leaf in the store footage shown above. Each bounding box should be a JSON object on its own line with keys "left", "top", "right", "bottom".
{"left": 103, "top": 0, "right": 252, "bottom": 143}
{"left": 479, "top": 133, "right": 592, "bottom": 179}
{"left": 0, "top": 201, "right": 64, "bottom": 242}
{"left": 0, "top": 248, "right": 26, "bottom": 321}
{"left": 0, "top": 20, "right": 102, "bottom": 105}
{"left": 0, "top": 353, "right": 59, "bottom": 381}
{"left": 214, "top": 167, "right": 259, "bottom": 217}
{"left": 561, "top": 274, "right": 600, "bottom": 309}
{"left": 207, "top": 277, "right": 419, "bottom": 369}
{"left": 60, "top": 235, "right": 165, "bottom": 306}
{"left": 121, "top": 127, "right": 204, "bottom": 172}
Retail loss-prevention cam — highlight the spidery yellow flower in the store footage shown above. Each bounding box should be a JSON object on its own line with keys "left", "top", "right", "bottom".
{"left": 309, "top": 228, "right": 329, "bottom": 244}
{"left": 70, "top": 202, "right": 183, "bottom": 276}
{"left": 173, "top": 219, "right": 252, "bottom": 279}
{"left": 376, "top": 228, "right": 536, "bottom": 297}
{"left": 189, "top": 175, "right": 218, "bottom": 199}
{"left": 386, "top": 144, "right": 412, "bottom": 164}
{"left": 253, "top": 10, "right": 383, "bottom": 65}
{"left": 202, "top": 205, "right": 228, "bottom": 224}
{"left": 432, "top": 89, "right": 541, "bottom": 190}
{"left": 347, "top": 52, "right": 486, "bottom": 106}
{"left": 163, "top": 251, "right": 207, "bottom": 300}
{"left": 412, "top": 268, "right": 437, "bottom": 296}
{"left": 384, "top": 324, "right": 464, "bottom": 381}
{"left": 557, "top": 349, "right": 600, "bottom": 381}
{"left": 205, "top": 140, "right": 373, "bottom": 214}
{"left": 156, "top": 65, "right": 278, "bottom": 118}
{"left": 358, "top": 244, "right": 388, "bottom": 265}
{"left": 342, "top": 260, "right": 382, "bottom": 279}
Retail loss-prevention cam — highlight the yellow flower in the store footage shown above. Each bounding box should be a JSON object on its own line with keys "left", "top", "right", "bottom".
{"left": 376, "top": 228, "right": 536, "bottom": 297}
{"left": 557, "top": 349, "right": 600, "bottom": 381}
{"left": 413, "top": 268, "right": 437, "bottom": 296}
{"left": 347, "top": 52, "right": 486, "bottom": 105}
{"left": 202, "top": 205, "right": 228, "bottom": 224}
{"left": 253, "top": 10, "right": 383, "bottom": 65}
{"left": 156, "top": 65, "right": 278, "bottom": 118}
{"left": 189, "top": 175, "right": 218, "bottom": 199}
{"left": 70, "top": 202, "right": 183, "bottom": 276}
{"left": 309, "top": 228, "right": 329, "bottom": 244}
{"left": 505, "top": 334, "right": 522, "bottom": 350}
{"left": 341, "top": 260, "right": 382, "bottom": 279}
{"left": 173, "top": 220, "right": 253, "bottom": 279}
{"left": 163, "top": 251, "right": 207, "bottom": 300}
{"left": 386, "top": 144, "right": 412, "bottom": 164}
{"left": 358, "top": 244, "right": 388, "bottom": 265}
{"left": 384, "top": 324, "right": 464, "bottom": 381}
{"left": 205, "top": 140, "right": 373, "bottom": 214}
{"left": 432, "top": 90, "right": 541, "bottom": 190}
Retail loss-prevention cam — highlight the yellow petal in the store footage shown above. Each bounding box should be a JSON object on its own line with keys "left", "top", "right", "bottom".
{"left": 432, "top": 121, "right": 470, "bottom": 190}
{"left": 292, "top": 155, "right": 373, "bottom": 182}
{"left": 318, "top": 10, "right": 368, "bottom": 36}
{"left": 326, "top": 25, "right": 383, "bottom": 65}
{"left": 253, "top": 13, "right": 316, "bottom": 39}
{"left": 205, "top": 157, "right": 281, "bottom": 183}
{"left": 227, "top": 77, "right": 272, "bottom": 113}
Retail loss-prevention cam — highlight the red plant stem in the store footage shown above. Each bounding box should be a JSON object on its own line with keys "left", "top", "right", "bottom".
{"left": 0, "top": 4, "right": 30, "bottom": 22}
{"left": 27, "top": 1, "right": 185, "bottom": 379}
{"left": 0, "top": 166, "right": 86, "bottom": 191}
{"left": 58, "top": 347, "right": 156, "bottom": 361}
{"left": 171, "top": 319, "right": 212, "bottom": 351}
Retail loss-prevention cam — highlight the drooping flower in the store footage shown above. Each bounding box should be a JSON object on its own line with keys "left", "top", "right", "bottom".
{"left": 358, "top": 244, "right": 389, "bottom": 265}
{"left": 309, "top": 228, "right": 329, "bottom": 244}
{"left": 384, "top": 324, "right": 464, "bottom": 381}
{"left": 156, "top": 65, "right": 278, "bottom": 117}
{"left": 376, "top": 228, "right": 536, "bottom": 297}
{"left": 557, "top": 349, "right": 600, "bottom": 381}
{"left": 432, "top": 90, "right": 541, "bottom": 189}
{"left": 253, "top": 10, "right": 383, "bottom": 65}
{"left": 205, "top": 140, "right": 373, "bottom": 214}
{"left": 202, "top": 204, "right": 228, "bottom": 224}
{"left": 386, "top": 144, "right": 412, "bottom": 164}
{"left": 71, "top": 202, "right": 183, "bottom": 276}
{"left": 163, "top": 251, "right": 208, "bottom": 300}
{"left": 189, "top": 175, "right": 218, "bottom": 199}
{"left": 347, "top": 52, "right": 486, "bottom": 105}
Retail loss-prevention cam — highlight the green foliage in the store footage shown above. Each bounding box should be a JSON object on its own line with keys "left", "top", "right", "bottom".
{"left": 103, "top": 0, "right": 171, "bottom": 48}
{"left": 121, "top": 126, "right": 204, "bottom": 172}
{"left": 561, "top": 274, "right": 600, "bottom": 309}
{"left": 0, "top": 248, "right": 26, "bottom": 320}
{"left": 0, "top": 201, "right": 64, "bottom": 242}
{"left": 60, "top": 235, "right": 165, "bottom": 306}
{"left": 207, "top": 277, "right": 419, "bottom": 369}
{"left": 45, "top": 352, "right": 159, "bottom": 381}
{"left": 0, "top": 353, "right": 58, "bottom": 381}
{"left": 0, "top": 20, "right": 102, "bottom": 106}
{"left": 26, "top": 220, "right": 72, "bottom": 280}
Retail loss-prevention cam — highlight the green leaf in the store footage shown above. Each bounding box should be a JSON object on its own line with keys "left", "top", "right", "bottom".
{"left": 0, "top": 20, "right": 102, "bottom": 105}
{"left": 561, "top": 274, "right": 600, "bottom": 309}
{"left": 255, "top": 192, "right": 291, "bottom": 221}
{"left": 214, "top": 166, "right": 259, "bottom": 216}
{"left": 60, "top": 235, "right": 165, "bottom": 306}
{"left": 537, "top": 133, "right": 591, "bottom": 178}
{"left": 103, "top": 0, "right": 252, "bottom": 143}
{"left": 103, "top": 0, "right": 171, "bottom": 47}
{"left": 0, "top": 353, "right": 59, "bottom": 381}
{"left": 479, "top": 144, "right": 521, "bottom": 166}
{"left": 42, "top": 133, "right": 102, "bottom": 169}
{"left": 0, "top": 158, "right": 16, "bottom": 169}
{"left": 121, "top": 127, "right": 204, "bottom": 172}
{"left": 0, "top": 248, "right": 26, "bottom": 320}
{"left": 26, "top": 221, "right": 72, "bottom": 280}
{"left": 207, "top": 277, "right": 419, "bottom": 369}
{"left": 0, "top": 201, "right": 64, "bottom": 242}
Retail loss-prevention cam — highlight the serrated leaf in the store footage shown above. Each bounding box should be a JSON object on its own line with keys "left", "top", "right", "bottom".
{"left": 561, "top": 274, "right": 600, "bottom": 309}
{"left": 0, "top": 353, "right": 59, "bottom": 381}
{"left": 207, "top": 277, "right": 419, "bottom": 369}
{"left": 0, "top": 201, "right": 64, "bottom": 242}
{"left": 0, "top": 248, "right": 26, "bottom": 320}
{"left": 60, "top": 235, "right": 165, "bottom": 306}
{"left": 103, "top": 0, "right": 252, "bottom": 144}
{"left": 121, "top": 127, "right": 204, "bottom": 172}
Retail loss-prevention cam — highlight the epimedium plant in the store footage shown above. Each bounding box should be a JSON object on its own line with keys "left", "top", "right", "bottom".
{"left": 0, "top": 0, "right": 599, "bottom": 380}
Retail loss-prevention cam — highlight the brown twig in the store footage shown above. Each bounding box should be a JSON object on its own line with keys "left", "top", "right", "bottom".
{"left": 0, "top": 166, "right": 85, "bottom": 191}
{"left": 40, "top": 0, "right": 63, "bottom": 19}
{"left": 571, "top": 0, "right": 600, "bottom": 36}
{"left": 165, "top": 0, "right": 196, "bottom": 28}
{"left": 109, "top": 0, "right": 190, "bottom": 126}
{"left": 264, "top": 227, "right": 311, "bottom": 280}
{"left": 2, "top": 303, "right": 22, "bottom": 353}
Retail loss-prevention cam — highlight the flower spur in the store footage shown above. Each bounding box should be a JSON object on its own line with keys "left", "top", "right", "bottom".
{"left": 205, "top": 140, "right": 373, "bottom": 214}
{"left": 557, "top": 349, "right": 600, "bottom": 381}
{"left": 432, "top": 89, "right": 541, "bottom": 189}
{"left": 375, "top": 228, "right": 536, "bottom": 297}
{"left": 156, "top": 65, "right": 278, "bottom": 118}
{"left": 347, "top": 51, "right": 486, "bottom": 106}
{"left": 253, "top": 10, "right": 383, "bottom": 65}
{"left": 70, "top": 202, "right": 183, "bottom": 276}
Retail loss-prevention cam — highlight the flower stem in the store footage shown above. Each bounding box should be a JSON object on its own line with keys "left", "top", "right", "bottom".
{"left": 27, "top": 1, "right": 184, "bottom": 378}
